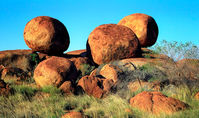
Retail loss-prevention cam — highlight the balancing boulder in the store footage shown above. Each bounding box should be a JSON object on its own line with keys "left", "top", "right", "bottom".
{"left": 87, "top": 24, "right": 141, "bottom": 65}
{"left": 24, "top": 16, "right": 69, "bottom": 54}
{"left": 118, "top": 13, "right": 158, "bottom": 47}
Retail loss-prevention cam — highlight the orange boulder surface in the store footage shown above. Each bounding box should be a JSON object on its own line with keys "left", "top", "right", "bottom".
{"left": 118, "top": 13, "right": 158, "bottom": 47}
{"left": 34, "top": 56, "right": 77, "bottom": 87}
{"left": 87, "top": 24, "right": 141, "bottom": 65}
{"left": 24, "top": 16, "right": 70, "bottom": 54}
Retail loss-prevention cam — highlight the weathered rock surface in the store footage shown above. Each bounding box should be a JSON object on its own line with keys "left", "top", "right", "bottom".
{"left": 0, "top": 50, "right": 35, "bottom": 72}
{"left": 66, "top": 49, "right": 87, "bottom": 57}
{"left": 128, "top": 80, "right": 165, "bottom": 92}
{"left": 69, "top": 57, "right": 90, "bottom": 72}
{"left": 119, "top": 48, "right": 175, "bottom": 72}
{"left": 77, "top": 75, "right": 112, "bottom": 98}
{"left": 130, "top": 91, "right": 189, "bottom": 114}
{"left": 87, "top": 24, "right": 141, "bottom": 65}
{"left": 34, "top": 56, "right": 77, "bottom": 87}
{"left": 100, "top": 64, "right": 122, "bottom": 83}
{"left": 59, "top": 81, "right": 74, "bottom": 94}
{"left": 1, "top": 67, "right": 30, "bottom": 81}
{"left": 62, "top": 111, "right": 83, "bottom": 118}
{"left": 118, "top": 13, "right": 158, "bottom": 47}
{"left": 24, "top": 16, "right": 69, "bottom": 54}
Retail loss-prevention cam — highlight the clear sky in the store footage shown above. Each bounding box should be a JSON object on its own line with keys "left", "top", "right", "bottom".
{"left": 0, "top": 0, "right": 198, "bottom": 52}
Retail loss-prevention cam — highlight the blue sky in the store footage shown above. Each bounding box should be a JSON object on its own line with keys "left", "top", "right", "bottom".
{"left": 0, "top": 0, "right": 198, "bottom": 52}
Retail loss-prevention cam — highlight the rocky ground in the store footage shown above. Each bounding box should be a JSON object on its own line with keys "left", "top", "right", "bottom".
{"left": 0, "top": 14, "right": 199, "bottom": 118}
{"left": 0, "top": 48, "right": 198, "bottom": 118}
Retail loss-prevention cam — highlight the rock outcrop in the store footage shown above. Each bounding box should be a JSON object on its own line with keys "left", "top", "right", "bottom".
{"left": 24, "top": 16, "right": 70, "bottom": 55}
{"left": 118, "top": 13, "right": 158, "bottom": 47}
{"left": 87, "top": 24, "right": 141, "bottom": 65}
{"left": 77, "top": 75, "right": 113, "bottom": 98}
{"left": 0, "top": 50, "right": 35, "bottom": 72}
{"left": 130, "top": 91, "right": 189, "bottom": 114}
{"left": 34, "top": 56, "right": 77, "bottom": 87}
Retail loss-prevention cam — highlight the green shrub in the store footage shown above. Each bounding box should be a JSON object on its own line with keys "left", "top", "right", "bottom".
{"left": 151, "top": 40, "right": 199, "bottom": 61}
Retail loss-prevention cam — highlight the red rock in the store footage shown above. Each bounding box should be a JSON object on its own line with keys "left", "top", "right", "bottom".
{"left": 66, "top": 49, "right": 87, "bottom": 57}
{"left": 62, "top": 111, "right": 83, "bottom": 118}
{"left": 59, "top": 81, "right": 74, "bottom": 94}
{"left": 69, "top": 57, "right": 90, "bottom": 71}
{"left": 87, "top": 24, "right": 141, "bottom": 65}
{"left": 130, "top": 91, "right": 189, "bottom": 114}
{"left": 102, "top": 78, "right": 114, "bottom": 92}
{"left": 100, "top": 64, "right": 122, "bottom": 83}
{"left": 77, "top": 75, "right": 106, "bottom": 98}
{"left": 24, "top": 16, "right": 69, "bottom": 54}
{"left": 34, "top": 56, "right": 77, "bottom": 87}
{"left": 0, "top": 50, "right": 34, "bottom": 71}
{"left": 195, "top": 92, "right": 199, "bottom": 100}
{"left": 1, "top": 67, "right": 29, "bottom": 81}
{"left": 118, "top": 13, "right": 158, "bottom": 47}
{"left": 89, "top": 68, "right": 97, "bottom": 76}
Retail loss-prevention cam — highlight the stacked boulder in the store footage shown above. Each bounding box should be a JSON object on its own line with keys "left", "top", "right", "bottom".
{"left": 23, "top": 16, "right": 78, "bottom": 92}
{"left": 81, "top": 13, "right": 160, "bottom": 97}
{"left": 118, "top": 13, "right": 159, "bottom": 47}
{"left": 87, "top": 24, "right": 141, "bottom": 65}
{"left": 87, "top": 13, "right": 159, "bottom": 65}
{"left": 24, "top": 16, "right": 70, "bottom": 55}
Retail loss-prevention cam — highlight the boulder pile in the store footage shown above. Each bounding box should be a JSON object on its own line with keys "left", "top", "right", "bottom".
{"left": 1, "top": 13, "right": 197, "bottom": 117}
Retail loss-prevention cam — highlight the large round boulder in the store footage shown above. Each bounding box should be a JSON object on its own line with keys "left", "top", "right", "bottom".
{"left": 34, "top": 56, "right": 77, "bottom": 87}
{"left": 87, "top": 24, "right": 141, "bottom": 65}
{"left": 24, "top": 16, "right": 69, "bottom": 54}
{"left": 118, "top": 13, "right": 158, "bottom": 47}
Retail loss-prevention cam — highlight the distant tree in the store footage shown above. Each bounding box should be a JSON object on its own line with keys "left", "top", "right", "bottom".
{"left": 151, "top": 40, "right": 199, "bottom": 61}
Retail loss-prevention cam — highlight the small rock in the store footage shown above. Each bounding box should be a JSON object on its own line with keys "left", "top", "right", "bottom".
{"left": 195, "top": 92, "right": 199, "bottom": 100}
{"left": 77, "top": 75, "right": 107, "bottom": 98}
{"left": 59, "top": 81, "right": 74, "bottom": 94}
{"left": 100, "top": 64, "right": 122, "bottom": 83}
{"left": 62, "top": 111, "right": 83, "bottom": 118}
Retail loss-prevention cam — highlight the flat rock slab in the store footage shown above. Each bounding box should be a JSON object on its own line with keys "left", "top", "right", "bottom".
{"left": 130, "top": 91, "right": 189, "bottom": 114}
